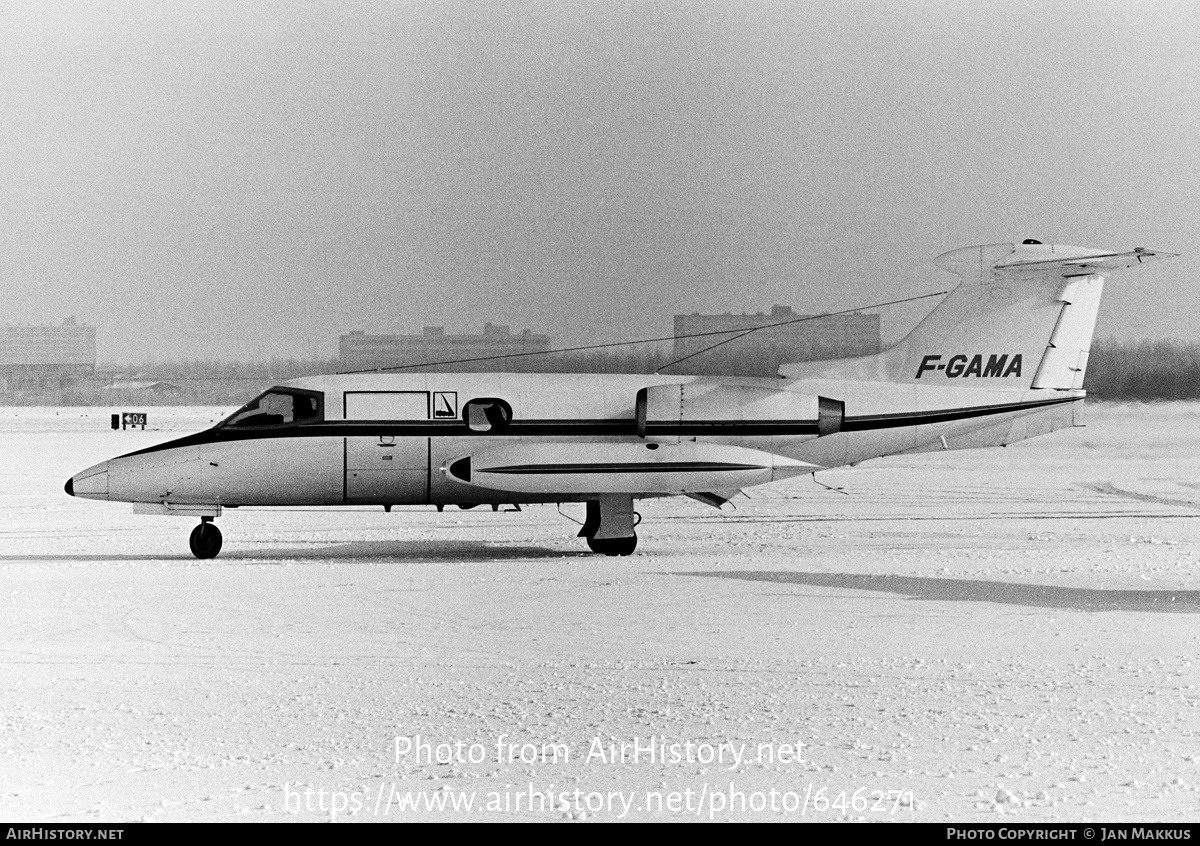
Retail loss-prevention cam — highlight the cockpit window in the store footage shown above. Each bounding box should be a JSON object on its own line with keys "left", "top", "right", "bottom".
{"left": 219, "top": 388, "right": 324, "bottom": 429}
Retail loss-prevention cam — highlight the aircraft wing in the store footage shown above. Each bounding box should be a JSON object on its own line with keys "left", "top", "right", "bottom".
{"left": 684, "top": 490, "right": 741, "bottom": 509}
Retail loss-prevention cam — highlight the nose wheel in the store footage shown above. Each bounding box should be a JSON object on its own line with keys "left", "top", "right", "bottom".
{"left": 189, "top": 519, "right": 223, "bottom": 559}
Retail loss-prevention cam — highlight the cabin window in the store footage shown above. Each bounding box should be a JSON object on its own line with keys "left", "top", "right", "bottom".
{"left": 220, "top": 388, "right": 324, "bottom": 429}
{"left": 463, "top": 398, "right": 512, "bottom": 432}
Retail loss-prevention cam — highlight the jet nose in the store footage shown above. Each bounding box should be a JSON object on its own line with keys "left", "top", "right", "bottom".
{"left": 68, "top": 464, "right": 110, "bottom": 500}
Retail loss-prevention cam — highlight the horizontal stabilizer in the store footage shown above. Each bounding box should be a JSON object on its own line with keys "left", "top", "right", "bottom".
{"left": 992, "top": 247, "right": 1176, "bottom": 274}
{"left": 931, "top": 243, "right": 1176, "bottom": 280}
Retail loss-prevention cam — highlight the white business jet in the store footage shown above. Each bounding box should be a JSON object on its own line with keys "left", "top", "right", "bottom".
{"left": 66, "top": 240, "right": 1171, "bottom": 559}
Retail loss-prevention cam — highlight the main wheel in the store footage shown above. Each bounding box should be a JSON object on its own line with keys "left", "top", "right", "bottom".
{"left": 586, "top": 534, "right": 637, "bottom": 556}
{"left": 189, "top": 522, "right": 223, "bottom": 559}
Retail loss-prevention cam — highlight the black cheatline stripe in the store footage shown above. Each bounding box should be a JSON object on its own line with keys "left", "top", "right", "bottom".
{"left": 484, "top": 462, "right": 766, "bottom": 475}
{"left": 841, "top": 396, "right": 1076, "bottom": 431}
{"left": 113, "top": 396, "right": 1079, "bottom": 459}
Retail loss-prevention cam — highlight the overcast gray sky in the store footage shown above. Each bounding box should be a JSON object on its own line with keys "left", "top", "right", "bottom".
{"left": 2, "top": 0, "right": 1197, "bottom": 364}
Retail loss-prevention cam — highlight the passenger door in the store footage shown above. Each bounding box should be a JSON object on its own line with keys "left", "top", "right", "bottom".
{"left": 344, "top": 391, "right": 430, "bottom": 504}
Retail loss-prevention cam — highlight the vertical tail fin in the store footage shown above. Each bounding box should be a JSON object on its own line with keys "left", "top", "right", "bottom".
{"left": 779, "top": 241, "right": 1173, "bottom": 389}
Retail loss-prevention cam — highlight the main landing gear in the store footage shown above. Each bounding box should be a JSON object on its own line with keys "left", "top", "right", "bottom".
{"left": 189, "top": 517, "right": 223, "bottom": 559}
{"left": 579, "top": 496, "right": 638, "bottom": 556}
{"left": 587, "top": 535, "right": 638, "bottom": 556}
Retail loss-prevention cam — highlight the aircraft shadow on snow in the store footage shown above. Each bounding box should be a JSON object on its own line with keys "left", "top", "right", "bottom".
{"left": 226, "top": 540, "right": 588, "bottom": 562}
{"left": 0, "top": 540, "right": 585, "bottom": 563}
{"left": 683, "top": 570, "right": 1200, "bottom": 614}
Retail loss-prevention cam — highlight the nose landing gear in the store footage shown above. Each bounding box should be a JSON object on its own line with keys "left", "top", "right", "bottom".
{"left": 189, "top": 518, "right": 223, "bottom": 559}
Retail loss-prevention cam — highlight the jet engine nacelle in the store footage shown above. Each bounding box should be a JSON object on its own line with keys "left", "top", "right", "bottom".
{"left": 637, "top": 382, "right": 841, "bottom": 439}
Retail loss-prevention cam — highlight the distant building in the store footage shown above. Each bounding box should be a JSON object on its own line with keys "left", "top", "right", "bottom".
{"left": 339, "top": 323, "right": 553, "bottom": 371}
{"left": 100, "top": 380, "right": 183, "bottom": 395}
{"left": 0, "top": 318, "right": 96, "bottom": 391}
{"left": 672, "top": 305, "right": 881, "bottom": 363}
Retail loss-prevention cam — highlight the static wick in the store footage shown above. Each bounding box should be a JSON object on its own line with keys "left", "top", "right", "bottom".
{"left": 812, "top": 473, "right": 849, "bottom": 495}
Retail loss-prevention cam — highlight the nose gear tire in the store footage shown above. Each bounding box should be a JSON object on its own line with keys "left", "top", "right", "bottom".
{"left": 189, "top": 522, "right": 223, "bottom": 559}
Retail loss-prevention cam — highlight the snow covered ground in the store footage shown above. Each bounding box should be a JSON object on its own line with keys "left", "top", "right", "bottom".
{"left": 2, "top": 403, "right": 1198, "bottom": 822}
